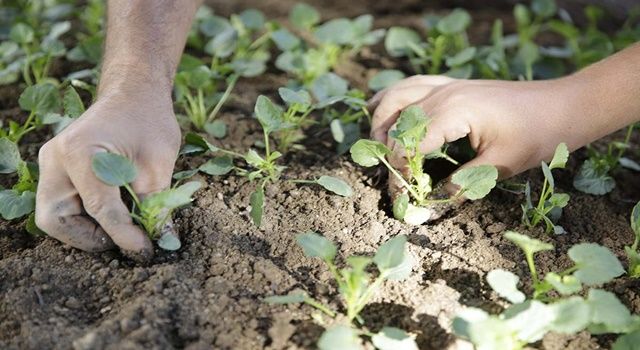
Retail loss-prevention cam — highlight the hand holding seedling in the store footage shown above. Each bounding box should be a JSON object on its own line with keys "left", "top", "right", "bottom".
{"left": 369, "top": 43, "right": 640, "bottom": 196}
{"left": 35, "top": 0, "right": 200, "bottom": 259}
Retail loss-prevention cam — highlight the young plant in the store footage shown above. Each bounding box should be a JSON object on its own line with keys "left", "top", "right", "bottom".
{"left": 573, "top": 125, "right": 635, "bottom": 195}
{"left": 91, "top": 152, "right": 201, "bottom": 250}
{"left": 453, "top": 230, "right": 636, "bottom": 350}
{"left": 265, "top": 232, "right": 418, "bottom": 350}
{"left": 175, "top": 9, "right": 273, "bottom": 135}
{"left": 350, "top": 106, "right": 498, "bottom": 225}
{"left": 522, "top": 143, "right": 570, "bottom": 235}
{"left": 625, "top": 201, "right": 640, "bottom": 278}
{"left": 273, "top": 3, "right": 385, "bottom": 85}
{"left": 1, "top": 83, "right": 85, "bottom": 143}
{"left": 179, "top": 92, "right": 354, "bottom": 227}
{"left": 0, "top": 138, "right": 37, "bottom": 223}
{"left": 384, "top": 9, "right": 475, "bottom": 78}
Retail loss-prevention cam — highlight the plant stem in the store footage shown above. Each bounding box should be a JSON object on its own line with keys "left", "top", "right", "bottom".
{"left": 263, "top": 129, "right": 271, "bottom": 159}
{"left": 348, "top": 274, "right": 386, "bottom": 321}
{"left": 526, "top": 252, "right": 539, "bottom": 285}
{"left": 379, "top": 157, "right": 420, "bottom": 200}
{"left": 289, "top": 179, "right": 316, "bottom": 184}
{"left": 614, "top": 124, "right": 635, "bottom": 161}
{"left": 207, "top": 74, "right": 239, "bottom": 124}
{"left": 303, "top": 297, "right": 336, "bottom": 318}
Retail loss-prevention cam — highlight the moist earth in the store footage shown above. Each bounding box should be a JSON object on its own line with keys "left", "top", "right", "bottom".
{"left": 1, "top": 1, "right": 639, "bottom": 349}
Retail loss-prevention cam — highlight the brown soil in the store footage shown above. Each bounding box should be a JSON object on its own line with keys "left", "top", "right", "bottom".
{"left": 1, "top": 1, "right": 639, "bottom": 350}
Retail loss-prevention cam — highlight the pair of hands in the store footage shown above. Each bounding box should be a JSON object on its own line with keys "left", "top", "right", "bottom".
{"left": 35, "top": 75, "right": 578, "bottom": 255}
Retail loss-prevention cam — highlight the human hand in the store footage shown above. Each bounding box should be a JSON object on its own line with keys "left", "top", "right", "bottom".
{"left": 35, "top": 86, "right": 181, "bottom": 260}
{"left": 368, "top": 75, "right": 589, "bottom": 197}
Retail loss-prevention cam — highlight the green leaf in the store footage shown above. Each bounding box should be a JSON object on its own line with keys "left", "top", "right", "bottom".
{"left": 368, "top": 70, "right": 405, "bottom": 92}
{"left": 204, "top": 120, "right": 227, "bottom": 138}
{"left": 446, "top": 47, "right": 477, "bottom": 67}
{"left": 504, "top": 231, "right": 554, "bottom": 257}
{"left": 0, "top": 189, "right": 35, "bottom": 220}
{"left": 436, "top": 9, "right": 471, "bottom": 34}
{"left": 184, "top": 132, "right": 220, "bottom": 154}
{"left": 143, "top": 181, "right": 201, "bottom": 210}
{"left": 349, "top": 139, "right": 390, "bottom": 167}
{"left": 612, "top": 331, "right": 640, "bottom": 350}
{"left": 452, "top": 307, "right": 489, "bottom": 340}
{"left": 549, "top": 143, "right": 569, "bottom": 169}
{"left": 311, "top": 73, "right": 348, "bottom": 103}
{"left": 0, "top": 138, "right": 21, "bottom": 174}
{"left": 173, "top": 169, "right": 198, "bottom": 181}
{"left": 316, "top": 176, "right": 353, "bottom": 197}
{"left": 587, "top": 289, "right": 633, "bottom": 333}
{"left": 486, "top": 269, "right": 525, "bottom": 303}
{"left": 374, "top": 235, "right": 407, "bottom": 272}
{"left": 517, "top": 41, "right": 539, "bottom": 67}
{"left": 25, "top": 212, "right": 45, "bottom": 235}
{"left": 390, "top": 106, "right": 428, "bottom": 150}
{"left": 314, "top": 18, "right": 354, "bottom": 45}
{"left": 568, "top": 243, "right": 625, "bottom": 286}
{"left": 371, "top": 327, "right": 418, "bottom": 350}
{"left": 541, "top": 162, "right": 555, "bottom": 190}
{"left": 19, "top": 83, "right": 61, "bottom": 115}
{"left": 271, "top": 28, "right": 301, "bottom": 51}
{"left": 532, "top": 0, "right": 557, "bottom": 18}
{"left": 318, "top": 325, "right": 363, "bottom": 350}
{"left": 467, "top": 316, "right": 519, "bottom": 350}
{"left": 451, "top": 165, "right": 498, "bottom": 200}
{"left": 403, "top": 203, "right": 431, "bottom": 226}
{"left": 296, "top": 231, "right": 337, "bottom": 262}
{"left": 158, "top": 232, "right": 181, "bottom": 251}
{"left": 250, "top": 187, "right": 264, "bottom": 227}
{"left": 9, "top": 23, "right": 34, "bottom": 43}
{"left": 544, "top": 272, "right": 582, "bottom": 295}
{"left": 254, "top": 95, "right": 284, "bottom": 133}
{"left": 548, "top": 296, "right": 591, "bottom": 334}
{"left": 206, "top": 28, "right": 238, "bottom": 58}
{"left": 384, "top": 248, "right": 414, "bottom": 280}
{"left": 573, "top": 159, "right": 615, "bottom": 195}
{"left": 385, "top": 27, "right": 421, "bottom": 57}
{"left": 199, "top": 15, "right": 232, "bottom": 37}
{"left": 199, "top": 156, "right": 233, "bottom": 176}
{"left": 63, "top": 86, "right": 85, "bottom": 118}
{"left": 278, "top": 87, "right": 311, "bottom": 108}
{"left": 91, "top": 152, "right": 137, "bottom": 187}
{"left": 264, "top": 292, "right": 307, "bottom": 304}
{"left": 625, "top": 246, "right": 640, "bottom": 278}
{"left": 392, "top": 193, "right": 409, "bottom": 220}
{"left": 238, "top": 9, "right": 265, "bottom": 30}
{"left": 231, "top": 58, "right": 266, "bottom": 77}
{"left": 289, "top": 3, "right": 320, "bottom": 30}
{"left": 503, "top": 300, "right": 555, "bottom": 342}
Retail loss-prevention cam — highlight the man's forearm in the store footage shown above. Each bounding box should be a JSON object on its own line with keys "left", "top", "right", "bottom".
{"left": 98, "top": 0, "right": 202, "bottom": 97}
{"left": 564, "top": 43, "right": 640, "bottom": 143}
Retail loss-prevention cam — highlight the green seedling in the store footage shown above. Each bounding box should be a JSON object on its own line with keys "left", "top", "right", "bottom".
{"left": 350, "top": 106, "right": 498, "bottom": 225}
{"left": 176, "top": 8, "right": 273, "bottom": 135}
{"left": 0, "top": 137, "right": 37, "bottom": 224}
{"left": 522, "top": 143, "right": 570, "bottom": 235}
{"left": 573, "top": 125, "right": 635, "bottom": 195}
{"left": 265, "top": 232, "right": 417, "bottom": 350}
{"left": 367, "top": 70, "right": 406, "bottom": 92}
{"left": 67, "top": 0, "right": 105, "bottom": 66}
{"left": 179, "top": 91, "right": 354, "bottom": 227}
{"left": 2, "top": 83, "right": 85, "bottom": 143}
{"left": 273, "top": 3, "right": 385, "bottom": 85}
{"left": 2, "top": 20, "right": 71, "bottom": 86}
{"left": 625, "top": 201, "right": 640, "bottom": 278}
{"left": 453, "top": 230, "right": 635, "bottom": 350}
{"left": 385, "top": 9, "right": 475, "bottom": 77}
{"left": 91, "top": 152, "right": 201, "bottom": 250}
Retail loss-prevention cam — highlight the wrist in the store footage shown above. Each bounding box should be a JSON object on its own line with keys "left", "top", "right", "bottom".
{"left": 97, "top": 59, "right": 174, "bottom": 101}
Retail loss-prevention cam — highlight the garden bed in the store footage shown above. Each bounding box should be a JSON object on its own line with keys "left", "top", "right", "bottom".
{"left": 1, "top": 0, "right": 640, "bottom": 349}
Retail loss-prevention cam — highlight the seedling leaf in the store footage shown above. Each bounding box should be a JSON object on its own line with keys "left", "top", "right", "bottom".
{"left": 544, "top": 272, "right": 582, "bottom": 295}
{"left": 503, "top": 300, "right": 555, "bottom": 342}
{"left": 392, "top": 193, "right": 409, "bottom": 220}
{"left": 264, "top": 292, "right": 307, "bottom": 304}
{"left": 91, "top": 152, "right": 137, "bottom": 187}
{"left": 573, "top": 159, "right": 616, "bottom": 195}
{"left": 250, "top": 187, "right": 264, "bottom": 226}
{"left": 290, "top": 3, "right": 320, "bottom": 30}
{"left": 19, "top": 83, "right": 61, "bottom": 115}
{"left": 349, "top": 139, "right": 390, "bottom": 167}
{"left": 374, "top": 235, "right": 407, "bottom": 272}
{"left": 371, "top": 327, "right": 418, "bottom": 350}
{"left": 317, "top": 325, "right": 363, "bottom": 350}
{"left": 390, "top": 106, "right": 428, "bottom": 150}
{"left": 0, "top": 138, "right": 21, "bottom": 174}
{"left": 278, "top": 87, "right": 311, "bottom": 108}
{"left": 144, "top": 181, "right": 201, "bottom": 210}
{"left": 451, "top": 165, "right": 498, "bottom": 200}
{"left": 63, "top": 86, "right": 85, "bottom": 118}
{"left": 311, "top": 73, "right": 348, "bottom": 103}
{"left": 199, "top": 156, "right": 234, "bottom": 176}
{"left": 403, "top": 203, "right": 431, "bottom": 225}
{"left": 368, "top": 70, "right": 405, "bottom": 92}
{"left": 436, "top": 9, "right": 471, "bottom": 34}
{"left": 587, "top": 289, "right": 633, "bottom": 333}
{"left": 0, "top": 189, "right": 35, "bottom": 220}
{"left": 204, "top": 120, "right": 227, "bottom": 138}
{"left": 612, "top": 331, "right": 640, "bottom": 350}
{"left": 549, "top": 143, "right": 569, "bottom": 170}
{"left": 549, "top": 296, "right": 591, "bottom": 334}
{"left": 568, "top": 243, "right": 624, "bottom": 286}
{"left": 316, "top": 176, "right": 353, "bottom": 197}
{"left": 158, "top": 232, "right": 181, "bottom": 251}
{"left": 254, "top": 95, "right": 285, "bottom": 133}
{"left": 486, "top": 269, "right": 525, "bottom": 303}
{"left": 631, "top": 201, "right": 640, "bottom": 236}
{"left": 296, "top": 231, "right": 337, "bottom": 262}
{"left": 385, "top": 27, "right": 421, "bottom": 57}
{"left": 504, "top": 231, "right": 553, "bottom": 256}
